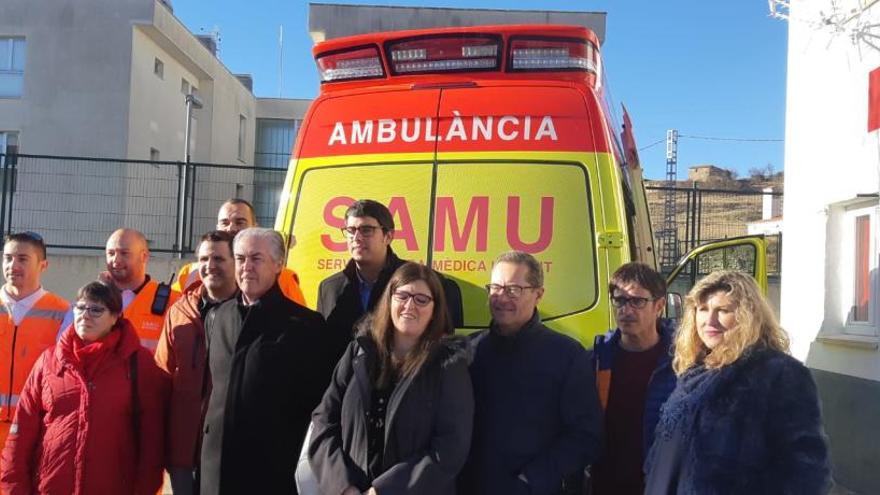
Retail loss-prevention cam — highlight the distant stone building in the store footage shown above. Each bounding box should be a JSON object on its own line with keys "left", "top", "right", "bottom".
{"left": 687, "top": 164, "right": 733, "bottom": 182}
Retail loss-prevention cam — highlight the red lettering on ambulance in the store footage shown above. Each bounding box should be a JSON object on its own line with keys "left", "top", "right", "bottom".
{"left": 433, "top": 197, "right": 489, "bottom": 252}
{"left": 506, "top": 196, "right": 554, "bottom": 254}
{"left": 388, "top": 196, "right": 419, "bottom": 251}
{"left": 321, "top": 196, "right": 355, "bottom": 252}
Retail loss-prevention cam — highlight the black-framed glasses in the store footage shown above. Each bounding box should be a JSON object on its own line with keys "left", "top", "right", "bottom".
{"left": 73, "top": 303, "right": 109, "bottom": 318}
{"left": 610, "top": 295, "right": 658, "bottom": 309}
{"left": 392, "top": 290, "right": 434, "bottom": 307}
{"left": 485, "top": 284, "right": 537, "bottom": 298}
{"left": 341, "top": 225, "right": 386, "bottom": 238}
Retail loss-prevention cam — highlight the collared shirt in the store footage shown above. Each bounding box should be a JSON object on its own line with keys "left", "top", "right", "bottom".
{"left": 121, "top": 276, "right": 151, "bottom": 311}
{"left": 356, "top": 270, "right": 375, "bottom": 311}
{"left": 1, "top": 286, "right": 48, "bottom": 326}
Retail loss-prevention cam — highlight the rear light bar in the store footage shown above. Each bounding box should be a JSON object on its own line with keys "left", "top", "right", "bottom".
{"left": 316, "top": 45, "right": 385, "bottom": 82}
{"left": 387, "top": 35, "right": 501, "bottom": 75}
{"left": 509, "top": 37, "right": 599, "bottom": 73}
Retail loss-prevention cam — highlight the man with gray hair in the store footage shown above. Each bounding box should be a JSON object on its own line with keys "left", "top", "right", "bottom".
{"left": 459, "top": 251, "right": 602, "bottom": 495}
{"left": 199, "top": 227, "right": 335, "bottom": 494}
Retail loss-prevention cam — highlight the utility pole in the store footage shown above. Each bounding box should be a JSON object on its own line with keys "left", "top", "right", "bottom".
{"left": 660, "top": 129, "right": 679, "bottom": 270}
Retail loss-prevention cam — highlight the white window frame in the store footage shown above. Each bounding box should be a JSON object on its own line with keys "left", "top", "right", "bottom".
{"left": 0, "top": 37, "right": 26, "bottom": 98}
{"left": 842, "top": 201, "right": 879, "bottom": 335}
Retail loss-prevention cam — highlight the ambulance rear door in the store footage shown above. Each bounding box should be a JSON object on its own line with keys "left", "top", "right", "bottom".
{"left": 433, "top": 83, "right": 607, "bottom": 342}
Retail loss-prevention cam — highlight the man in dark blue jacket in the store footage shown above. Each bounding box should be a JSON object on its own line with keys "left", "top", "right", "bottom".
{"left": 459, "top": 251, "right": 601, "bottom": 495}
{"left": 589, "top": 262, "right": 677, "bottom": 495}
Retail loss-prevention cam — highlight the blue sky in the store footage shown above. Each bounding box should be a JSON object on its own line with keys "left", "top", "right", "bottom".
{"left": 171, "top": 1, "right": 788, "bottom": 180}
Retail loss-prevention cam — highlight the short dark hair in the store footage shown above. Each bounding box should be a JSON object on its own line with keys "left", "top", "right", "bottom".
{"left": 4, "top": 231, "right": 47, "bottom": 260}
{"left": 494, "top": 251, "right": 544, "bottom": 288}
{"left": 222, "top": 198, "right": 257, "bottom": 223}
{"left": 199, "top": 230, "right": 235, "bottom": 255}
{"left": 77, "top": 281, "right": 123, "bottom": 315}
{"left": 609, "top": 262, "right": 667, "bottom": 299}
{"left": 345, "top": 199, "right": 394, "bottom": 232}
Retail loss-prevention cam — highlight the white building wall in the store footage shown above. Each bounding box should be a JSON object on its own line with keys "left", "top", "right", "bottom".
{"left": 782, "top": 0, "right": 880, "bottom": 367}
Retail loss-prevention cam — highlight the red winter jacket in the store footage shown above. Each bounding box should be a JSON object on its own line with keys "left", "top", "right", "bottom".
{"left": 0, "top": 319, "right": 169, "bottom": 495}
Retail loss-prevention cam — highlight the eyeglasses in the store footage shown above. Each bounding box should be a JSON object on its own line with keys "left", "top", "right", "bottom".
{"left": 610, "top": 295, "right": 658, "bottom": 309}
{"left": 485, "top": 284, "right": 538, "bottom": 298}
{"left": 341, "top": 225, "right": 386, "bottom": 238}
{"left": 392, "top": 290, "right": 434, "bottom": 307}
{"left": 73, "top": 303, "right": 109, "bottom": 318}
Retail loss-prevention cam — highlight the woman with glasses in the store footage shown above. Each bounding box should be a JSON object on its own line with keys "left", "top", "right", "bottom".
{"left": 644, "top": 271, "right": 830, "bottom": 494}
{"left": 0, "top": 281, "right": 168, "bottom": 495}
{"left": 309, "top": 262, "right": 474, "bottom": 495}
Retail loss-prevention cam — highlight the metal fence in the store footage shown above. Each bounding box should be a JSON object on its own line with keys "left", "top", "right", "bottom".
{"left": 645, "top": 184, "right": 783, "bottom": 274}
{"left": 0, "top": 154, "right": 287, "bottom": 254}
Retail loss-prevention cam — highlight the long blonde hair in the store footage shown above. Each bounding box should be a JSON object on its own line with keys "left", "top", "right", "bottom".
{"left": 672, "top": 270, "right": 790, "bottom": 375}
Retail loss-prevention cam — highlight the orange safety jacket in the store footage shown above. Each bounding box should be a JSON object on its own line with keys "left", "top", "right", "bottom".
{"left": 172, "top": 262, "right": 306, "bottom": 306}
{"left": 125, "top": 278, "right": 180, "bottom": 352}
{"left": 0, "top": 291, "right": 69, "bottom": 448}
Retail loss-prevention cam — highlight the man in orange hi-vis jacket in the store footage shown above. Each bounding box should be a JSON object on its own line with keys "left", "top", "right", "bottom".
{"left": 172, "top": 198, "right": 306, "bottom": 305}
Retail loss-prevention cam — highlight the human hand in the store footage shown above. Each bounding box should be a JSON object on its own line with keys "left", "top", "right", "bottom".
{"left": 366, "top": 488, "right": 378, "bottom": 495}
{"left": 342, "top": 487, "right": 362, "bottom": 495}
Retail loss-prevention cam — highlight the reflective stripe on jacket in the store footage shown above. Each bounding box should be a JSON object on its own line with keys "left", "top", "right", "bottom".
{"left": 0, "top": 292, "right": 68, "bottom": 447}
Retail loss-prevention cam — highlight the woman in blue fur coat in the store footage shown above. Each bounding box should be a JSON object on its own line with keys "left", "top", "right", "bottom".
{"left": 645, "top": 271, "right": 831, "bottom": 494}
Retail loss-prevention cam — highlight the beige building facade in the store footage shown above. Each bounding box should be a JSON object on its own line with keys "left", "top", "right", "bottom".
{"left": 0, "top": 0, "right": 310, "bottom": 253}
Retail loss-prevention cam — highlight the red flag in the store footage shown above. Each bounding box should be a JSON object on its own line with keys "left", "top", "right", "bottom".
{"left": 868, "top": 67, "right": 880, "bottom": 131}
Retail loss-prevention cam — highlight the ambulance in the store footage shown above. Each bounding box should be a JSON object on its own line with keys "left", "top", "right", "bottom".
{"left": 274, "top": 24, "right": 766, "bottom": 346}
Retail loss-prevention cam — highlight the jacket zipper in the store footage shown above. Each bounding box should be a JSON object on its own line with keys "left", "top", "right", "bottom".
{"left": 4, "top": 325, "right": 18, "bottom": 420}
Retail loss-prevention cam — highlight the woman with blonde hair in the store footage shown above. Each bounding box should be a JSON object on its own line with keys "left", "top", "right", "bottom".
{"left": 308, "top": 262, "right": 473, "bottom": 495}
{"left": 644, "top": 270, "right": 830, "bottom": 494}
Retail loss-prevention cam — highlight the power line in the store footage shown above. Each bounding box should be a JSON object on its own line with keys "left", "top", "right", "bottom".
{"left": 679, "top": 134, "right": 783, "bottom": 143}
{"left": 638, "top": 138, "right": 665, "bottom": 151}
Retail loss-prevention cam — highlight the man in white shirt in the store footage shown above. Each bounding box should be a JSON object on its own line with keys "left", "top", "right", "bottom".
{"left": 0, "top": 232, "right": 69, "bottom": 448}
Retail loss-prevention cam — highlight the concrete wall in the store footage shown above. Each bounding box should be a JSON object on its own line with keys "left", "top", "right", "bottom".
{"left": 41, "top": 253, "right": 187, "bottom": 302}
{"left": 0, "top": 0, "right": 153, "bottom": 157}
{"left": 308, "top": 3, "right": 606, "bottom": 44}
{"left": 782, "top": 1, "right": 880, "bottom": 491}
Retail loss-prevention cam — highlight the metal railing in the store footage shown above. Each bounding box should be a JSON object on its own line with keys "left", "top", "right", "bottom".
{"left": 0, "top": 153, "right": 287, "bottom": 255}
{"left": 645, "top": 184, "right": 784, "bottom": 274}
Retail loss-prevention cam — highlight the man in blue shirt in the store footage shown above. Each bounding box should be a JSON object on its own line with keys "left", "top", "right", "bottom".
{"left": 460, "top": 250, "right": 602, "bottom": 495}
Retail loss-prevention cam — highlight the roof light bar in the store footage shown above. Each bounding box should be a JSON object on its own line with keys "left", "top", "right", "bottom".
{"left": 387, "top": 35, "right": 501, "bottom": 75}
{"left": 316, "top": 45, "right": 385, "bottom": 82}
{"left": 509, "top": 37, "right": 599, "bottom": 73}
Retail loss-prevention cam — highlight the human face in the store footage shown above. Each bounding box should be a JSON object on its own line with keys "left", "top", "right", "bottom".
{"left": 197, "top": 240, "right": 236, "bottom": 299}
{"left": 391, "top": 280, "right": 435, "bottom": 341}
{"left": 612, "top": 281, "right": 664, "bottom": 340}
{"left": 217, "top": 202, "right": 255, "bottom": 234}
{"left": 73, "top": 298, "right": 119, "bottom": 342}
{"left": 2, "top": 241, "right": 47, "bottom": 295}
{"left": 234, "top": 235, "right": 283, "bottom": 304}
{"left": 344, "top": 215, "right": 391, "bottom": 269}
{"left": 489, "top": 261, "right": 543, "bottom": 335}
{"left": 696, "top": 290, "right": 739, "bottom": 350}
{"left": 105, "top": 230, "right": 148, "bottom": 288}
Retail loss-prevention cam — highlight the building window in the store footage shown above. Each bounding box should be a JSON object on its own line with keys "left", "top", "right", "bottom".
{"left": 829, "top": 199, "right": 880, "bottom": 336}
{"left": 0, "top": 37, "right": 26, "bottom": 98}
{"left": 181, "top": 78, "right": 190, "bottom": 94}
{"left": 154, "top": 57, "right": 164, "bottom": 79}
{"left": 238, "top": 114, "right": 247, "bottom": 161}
{"left": 150, "top": 147, "right": 160, "bottom": 161}
{"left": 0, "top": 131, "right": 19, "bottom": 166}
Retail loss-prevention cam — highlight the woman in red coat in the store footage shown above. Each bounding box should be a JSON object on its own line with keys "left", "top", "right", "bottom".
{"left": 0, "top": 281, "right": 168, "bottom": 495}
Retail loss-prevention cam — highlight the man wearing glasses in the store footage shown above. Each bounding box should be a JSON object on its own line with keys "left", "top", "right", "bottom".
{"left": 317, "top": 199, "right": 462, "bottom": 348}
{"left": 459, "top": 250, "right": 601, "bottom": 495}
{"left": 589, "top": 262, "right": 676, "bottom": 495}
{"left": 0, "top": 232, "right": 69, "bottom": 450}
